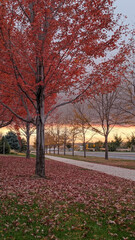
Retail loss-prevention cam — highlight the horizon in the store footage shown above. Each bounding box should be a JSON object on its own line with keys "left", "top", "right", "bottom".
{"left": 1, "top": 125, "right": 135, "bottom": 145}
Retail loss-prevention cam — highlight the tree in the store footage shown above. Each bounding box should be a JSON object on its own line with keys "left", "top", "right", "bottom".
{"left": 0, "top": 137, "right": 10, "bottom": 154}
{"left": 0, "top": 0, "right": 128, "bottom": 177}
{"left": 5, "top": 131, "right": 20, "bottom": 151}
{"left": 69, "top": 122, "right": 79, "bottom": 157}
{"left": 72, "top": 103, "right": 96, "bottom": 157}
{"left": 113, "top": 134, "right": 123, "bottom": 148}
{"left": 117, "top": 30, "right": 135, "bottom": 125}
{"left": 126, "top": 133, "right": 135, "bottom": 151}
{"left": 20, "top": 138, "right": 27, "bottom": 153}
{"left": 83, "top": 89, "right": 126, "bottom": 159}
{"left": 94, "top": 141, "right": 104, "bottom": 151}
{"left": 92, "top": 91, "right": 123, "bottom": 159}
{"left": 108, "top": 135, "right": 122, "bottom": 151}
{"left": 45, "top": 126, "right": 58, "bottom": 154}
{"left": 9, "top": 120, "right": 36, "bottom": 159}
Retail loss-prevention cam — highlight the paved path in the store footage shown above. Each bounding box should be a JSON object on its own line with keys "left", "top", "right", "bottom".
{"left": 46, "top": 155, "right": 135, "bottom": 182}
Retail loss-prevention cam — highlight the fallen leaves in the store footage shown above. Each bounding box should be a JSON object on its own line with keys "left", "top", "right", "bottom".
{"left": 0, "top": 156, "right": 135, "bottom": 239}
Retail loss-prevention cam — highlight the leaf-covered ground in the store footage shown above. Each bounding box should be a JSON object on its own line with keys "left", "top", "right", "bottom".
{"left": 0, "top": 156, "right": 135, "bottom": 240}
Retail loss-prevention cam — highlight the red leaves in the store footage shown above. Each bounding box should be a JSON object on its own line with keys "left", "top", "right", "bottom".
{"left": 0, "top": 0, "right": 128, "bottom": 105}
{"left": 0, "top": 155, "right": 135, "bottom": 207}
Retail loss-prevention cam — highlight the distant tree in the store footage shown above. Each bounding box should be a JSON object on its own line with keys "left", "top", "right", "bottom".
{"left": 66, "top": 143, "right": 72, "bottom": 150}
{"left": 20, "top": 138, "right": 27, "bottom": 153}
{"left": 94, "top": 141, "right": 104, "bottom": 151}
{"left": 9, "top": 120, "right": 36, "bottom": 159}
{"left": 73, "top": 103, "right": 96, "bottom": 157}
{"left": 0, "top": 137, "right": 10, "bottom": 154}
{"left": 67, "top": 110, "right": 80, "bottom": 156}
{"left": 126, "top": 133, "right": 135, "bottom": 151}
{"left": 54, "top": 108, "right": 71, "bottom": 156}
{"left": 45, "top": 112, "right": 64, "bottom": 155}
{"left": 86, "top": 90, "right": 126, "bottom": 159}
{"left": 119, "top": 31, "right": 135, "bottom": 125}
{"left": 108, "top": 135, "right": 123, "bottom": 151}
{"left": 108, "top": 141, "right": 116, "bottom": 151}
{"left": 114, "top": 135, "right": 123, "bottom": 148}
{"left": 44, "top": 129, "right": 56, "bottom": 154}
{"left": 5, "top": 131, "right": 20, "bottom": 151}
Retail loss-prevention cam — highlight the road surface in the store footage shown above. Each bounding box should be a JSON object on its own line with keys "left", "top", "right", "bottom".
{"left": 53, "top": 151, "right": 135, "bottom": 160}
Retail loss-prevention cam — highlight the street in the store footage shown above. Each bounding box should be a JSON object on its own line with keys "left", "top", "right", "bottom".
{"left": 57, "top": 151, "right": 135, "bottom": 160}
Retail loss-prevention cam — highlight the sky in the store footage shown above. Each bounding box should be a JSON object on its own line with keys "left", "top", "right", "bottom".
{"left": 114, "top": 0, "right": 135, "bottom": 27}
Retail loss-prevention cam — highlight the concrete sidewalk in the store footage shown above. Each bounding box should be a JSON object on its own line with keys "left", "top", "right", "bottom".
{"left": 46, "top": 155, "right": 135, "bottom": 182}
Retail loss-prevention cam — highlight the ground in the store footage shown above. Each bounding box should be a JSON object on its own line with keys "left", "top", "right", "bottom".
{"left": 0, "top": 156, "right": 135, "bottom": 239}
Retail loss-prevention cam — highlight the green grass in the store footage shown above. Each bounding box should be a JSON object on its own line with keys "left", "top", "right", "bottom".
{"left": 0, "top": 198, "right": 134, "bottom": 240}
{"left": 0, "top": 199, "right": 48, "bottom": 240}
{"left": 47, "top": 153, "right": 135, "bottom": 170}
{"left": 0, "top": 152, "right": 36, "bottom": 158}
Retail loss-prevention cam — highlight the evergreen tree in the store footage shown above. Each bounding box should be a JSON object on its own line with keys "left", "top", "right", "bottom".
{"left": 5, "top": 131, "right": 20, "bottom": 151}
{"left": 114, "top": 135, "right": 122, "bottom": 148}
{"left": 0, "top": 137, "right": 10, "bottom": 154}
{"left": 126, "top": 133, "right": 135, "bottom": 151}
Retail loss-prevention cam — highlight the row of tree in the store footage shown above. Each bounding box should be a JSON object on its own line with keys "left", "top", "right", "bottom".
{"left": 44, "top": 66, "right": 135, "bottom": 159}
{"left": 0, "top": 0, "right": 134, "bottom": 177}
{"left": 42, "top": 132, "right": 135, "bottom": 156}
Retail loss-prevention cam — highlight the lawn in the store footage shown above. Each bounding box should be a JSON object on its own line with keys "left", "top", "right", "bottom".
{"left": 0, "top": 156, "right": 135, "bottom": 240}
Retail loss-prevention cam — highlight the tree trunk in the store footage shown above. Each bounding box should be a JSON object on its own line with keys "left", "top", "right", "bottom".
{"left": 58, "top": 144, "right": 59, "bottom": 155}
{"left": 64, "top": 141, "right": 66, "bottom": 155}
{"left": 45, "top": 146, "right": 47, "bottom": 154}
{"left": 72, "top": 134, "right": 74, "bottom": 156}
{"left": 35, "top": 99, "right": 45, "bottom": 177}
{"left": 83, "top": 142, "right": 86, "bottom": 158}
{"left": 83, "top": 132, "right": 86, "bottom": 158}
{"left": 105, "top": 135, "right": 108, "bottom": 160}
{"left": 57, "top": 128, "right": 60, "bottom": 155}
{"left": 26, "top": 122, "right": 30, "bottom": 159}
{"left": 35, "top": 57, "right": 45, "bottom": 178}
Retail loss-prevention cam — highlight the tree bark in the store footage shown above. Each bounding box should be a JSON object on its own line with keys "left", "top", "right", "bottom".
{"left": 83, "top": 142, "right": 86, "bottom": 158}
{"left": 57, "top": 128, "right": 60, "bottom": 155}
{"left": 64, "top": 140, "right": 66, "bottom": 155}
{"left": 45, "top": 146, "right": 48, "bottom": 154}
{"left": 72, "top": 134, "right": 74, "bottom": 156}
{"left": 105, "top": 135, "right": 108, "bottom": 160}
{"left": 58, "top": 144, "right": 59, "bottom": 155}
{"left": 83, "top": 132, "right": 86, "bottom": 158}
{"left": 26, "top": 122, "right": 30, "bottom": 159}
{"left": 64, "top": 131, "right": 66, "bottom": 155}
{"left": 35, "top": 97, "right": 45, "bottom": 177}
{"left": 35, "top": 58, "right": 45, "bottom": 178}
